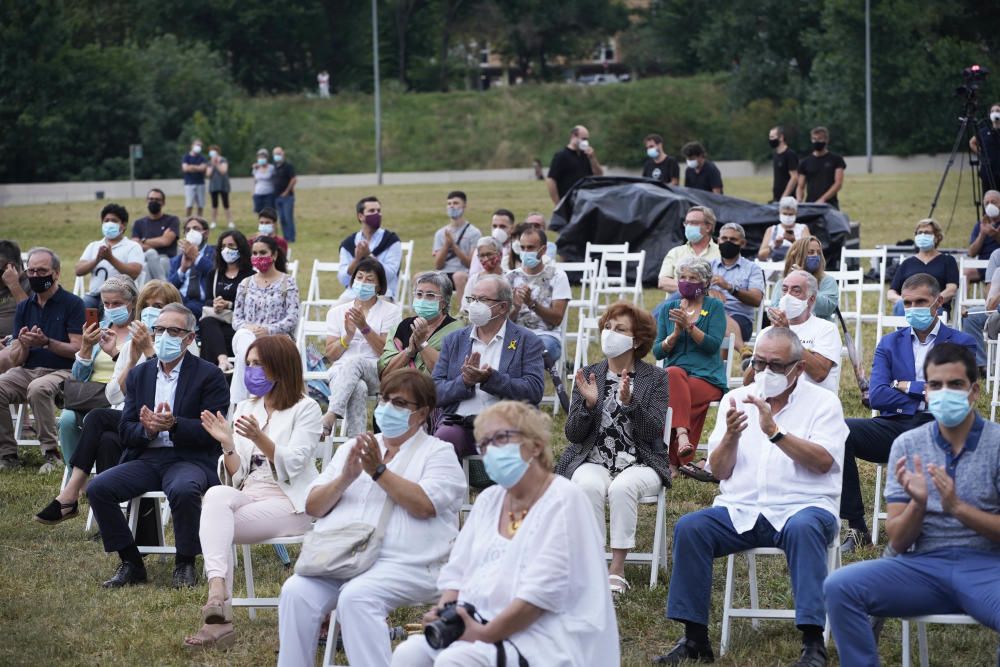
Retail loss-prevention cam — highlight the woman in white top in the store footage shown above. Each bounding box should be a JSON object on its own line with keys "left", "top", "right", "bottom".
{"left": 322, "top": 258, "right": 402, "bottom": 437}
{"left": 758, "top": 196, "right": 809, "bottom": 262}
{"left": 278, "top": 369, "right": 466, "bottom": 667}
{"left": 184, "top": 334, "right": 321, "bottom": 649}
{"left": 392, "top": 401, "right": 620, "bottom": 667}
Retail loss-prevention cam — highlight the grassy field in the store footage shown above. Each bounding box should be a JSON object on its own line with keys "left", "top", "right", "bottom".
{"left": 0, "top": 173, "right": 997, "bottom": 666}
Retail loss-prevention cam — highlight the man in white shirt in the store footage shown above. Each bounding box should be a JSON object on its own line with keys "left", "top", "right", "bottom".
{"left": 747, "top": 270, "right": 842, "bottom": 394}
{"left": 507, "top": 227, "right": 570, "bottom": 362}
{"left": 75, "top": 202, "right": 145, "bottom": 310}
{"left": 657, "top": 327, "right": 847, "bottom": 666}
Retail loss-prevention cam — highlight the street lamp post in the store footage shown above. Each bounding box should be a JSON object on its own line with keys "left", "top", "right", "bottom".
{"left": 372, "top": 0, "right": 383, "bottom": 185}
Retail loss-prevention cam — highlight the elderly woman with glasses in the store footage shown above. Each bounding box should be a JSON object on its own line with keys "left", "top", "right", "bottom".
{"left": 380, "top": 271, "right": 465, "bottom": 379}
{"left": 278, "top": 369, "right": 466, "bottom": 667}
{"left": 654, "top": 256, "right": 728, "bottom": 475}
{"left": 461, "top": 237, "right": 504, "bottom": 310}
{"left": 768, "top": 236, "right": 839, "bottom": 321}
{"left": 391, "top": 400, "right": 619, "bottom": 667}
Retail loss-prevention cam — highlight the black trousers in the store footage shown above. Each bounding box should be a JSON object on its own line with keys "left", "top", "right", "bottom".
{"left": 839, "top": 413, "right": 934, "bottom": 526}
{"left": 199, "top": 316, "right": 236, "bottom": 363}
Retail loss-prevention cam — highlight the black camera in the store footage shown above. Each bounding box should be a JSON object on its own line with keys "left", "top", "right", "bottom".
{"left": 957, "top": 64, "right": 990, "bottom": 99}
{"left": 424, "top": 601, "right": 482, "bottom": 649}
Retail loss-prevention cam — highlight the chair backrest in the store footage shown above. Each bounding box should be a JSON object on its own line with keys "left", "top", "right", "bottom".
{"left": 306, "top": 260, "right": 342, "bottom": 303}
{"left": 286, "top": 259, "right": 299, "bottom": 281}
{"left": 956, "top": 257, "right": 990, "bottom": 327}
{"left": 595, "top": 251, "right": 646, "bottom": 308}
{"left": 294, "top": 315, "right": 330, "bottom": 376}
{"left": 72, "top": 275, "right": 86, "bottom": 297}
{"left": 755, "top": 260, "right": 786, "bottom": 283}
{"left": 397, "top": 240, "right": 415, "bottom": 307}
{"left": 571, "top": 316, "right": 602, "bottom": 382}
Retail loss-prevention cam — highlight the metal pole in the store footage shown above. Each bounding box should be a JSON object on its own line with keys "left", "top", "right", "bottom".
{"left": 865, "top": 0, "right": 873, "bottom": 173}
{"left": 372, "top": 0, "right": 383, "bottom": 185}
{"left": 129, "top": 145, "right": 135, "bottom": 199}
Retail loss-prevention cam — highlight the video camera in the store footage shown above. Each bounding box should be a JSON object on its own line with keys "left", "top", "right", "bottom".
{"left": 957, "top": 64, "right": 990, "bottom": 100}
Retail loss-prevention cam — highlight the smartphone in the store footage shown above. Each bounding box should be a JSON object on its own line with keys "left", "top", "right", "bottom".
{"left": 85, "top": 308, "right": 100, "bottom": 328}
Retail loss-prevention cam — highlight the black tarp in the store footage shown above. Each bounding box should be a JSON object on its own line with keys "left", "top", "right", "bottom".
{"left": 551, "top": 176, "right": 852, "bottom": 285}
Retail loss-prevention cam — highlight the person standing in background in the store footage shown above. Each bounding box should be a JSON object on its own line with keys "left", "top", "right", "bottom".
{"left": 796, "top": 126, "right": 846, "bottom": 210}
{"left": 643, "top": 134, "right": 680, "bottom": 185}
{"left": 206, "top": 145, "right": 233, "bottom": 230}
{"left": 181, "top": 140, "right": 208, "bottom": 218}
{"left": 272, "top": 147, "right": 297, "bottom": 243}
{"left": 317, "top": 70, "right": 330, "bottom": 98}
{"left": 769, "top": 126, "right": 799, "bottom": 203}
{"left": 681, "top": 142, "right": 723, "bottom": 194}
{"left": 132, "top": 188, "right": 180, "bottom": 282}
{"left": 251, "top": 149, "right": 276, "bottom": 214}
{"left": 970, "top": 102, "right": 1000, "bottom": 195}
{"left": 546, "top": 125, "right": 604, "bottom": 204}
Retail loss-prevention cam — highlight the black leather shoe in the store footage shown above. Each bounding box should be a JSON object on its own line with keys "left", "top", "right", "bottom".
{"left": 172, "top": 562, "right": 198, "bottom": 588}
{"left": 652, "top": 637, "right": 715, "bottom": 664}
{"left": 791, "top": 643, "right": 828, "bottom": 667}
{"left": 102, "top": 561, "right": 148, "bottom": 588}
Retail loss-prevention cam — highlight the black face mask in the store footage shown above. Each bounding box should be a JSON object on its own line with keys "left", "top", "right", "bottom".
{"left": 768, "top": 138, "right": 780, "bottom": 148}
{"left": 147, "top": 201, "right": 163, "bottom": 215}
{"left": 28, "top": 275, "right": 55, "bottom": 293}
{"left": 812, "top": 141, "right": 827, "bottom": 151}
{"left": 719, "top": 241, "right": 741, "bottom": 260}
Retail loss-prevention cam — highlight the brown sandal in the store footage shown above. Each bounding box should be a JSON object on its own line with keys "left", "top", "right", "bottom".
{"left": 202, "top": 598, "right": 233, "bottom": 624}
{"left": 184, "top": 624, "right": 236, "bottom": 650}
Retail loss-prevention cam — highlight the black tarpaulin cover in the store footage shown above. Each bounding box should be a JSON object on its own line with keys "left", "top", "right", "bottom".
{"left": 551, "top": 176, "right": 852, "bottom": 285}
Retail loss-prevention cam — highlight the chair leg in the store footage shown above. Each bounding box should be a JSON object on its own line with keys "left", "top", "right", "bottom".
{"left": 917, "top": 622, "right": 929, "bottom": 667}
{"left": 720, "top": 554, "right": 735, "bottom": 656}
{"left": 873, "top": 465, "right": 884, "bottom": 545}
{"left": 902, "top": 620, "right": 911, "bottom": 667}
{"left": 243, "top": 544, "right": 256, "bottom": 621}
{"left": 321, "top": 608, "right": 339, "bottom": 667}
{"left": 748, "top": 553, "right": 760, "bottom": 630}
{"left": 649, "top": 494, "right": 665, "bottom": 589}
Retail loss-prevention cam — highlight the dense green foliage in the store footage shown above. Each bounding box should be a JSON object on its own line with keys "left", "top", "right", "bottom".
{"left": 1, "top": 0, "right": 997, "bottom": 182}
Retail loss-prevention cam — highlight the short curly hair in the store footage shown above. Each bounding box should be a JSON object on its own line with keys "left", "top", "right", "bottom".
{"left": 598, "top": 301, "right": 657, "bottom": 359}
{"left": 474, "top": 401, "right": 553, "bottom": 469}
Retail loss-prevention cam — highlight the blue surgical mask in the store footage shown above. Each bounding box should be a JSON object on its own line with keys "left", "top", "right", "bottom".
{"left": 904, "top": 307, "right": 935, "bottom": 331}
{"left": 257, "top": 157, "right": 267, "bottom": 166}
{"left": 102, "top": 221, "right": 122, "bottom": 240}
{"left": 153, "top": 333, "right": 184, "bottom": 362}
{"left": 805, "top": 255, "right": 822, "bottom": 273}
{"left": 520, "top": 251, "right": 541, "bottom": 269}
{"left": 373, "top": 402, "right": 412, "bottom": 438}
{"left": 483, "top": 443, "right": 530, "bottom": 488}
{"left": 353, "top": 280, "right": 377, "bottom": 300}
{"left": 140, "top": 307, "right": 161, "bottom": 330}
{"left": 914, "top": 233, "right": 935, "bottom": 250}
{"left": 646, "top": 147, "right": 659, "bottom": 159}
{"left": 258, "top": 223, "right": 274, "bottom": 235}
{"left": 447, "top": 207, "right": 464, "bottom": 219}
{"left": 221, "top": 247, "right": 240, "bottom": 264}
{"left": 413, "top": 299, "right": 440, "bottom": 319}
{"left": 684, "top": 225, "right": 703, "bottom": 243}
{"left": 105, "top": 305, "right": 130, "bottom": 326}
{"left": 273, "top": 153, "right": 284, "bottom": 163}
{"left": 928, "top": 388, "right": 972, "bottom": 428}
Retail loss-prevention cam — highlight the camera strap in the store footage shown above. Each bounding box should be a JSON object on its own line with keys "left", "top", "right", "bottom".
{"left": 494, "top": 639, "right": 529, "bottom": 667}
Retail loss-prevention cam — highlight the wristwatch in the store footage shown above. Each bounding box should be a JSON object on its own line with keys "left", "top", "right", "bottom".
{"left": 729, "top": 284, "right": 738, "bottom": 296}
{"left": 360, "top": 325, "right": 372, "bottom": 335}
{"left": 768, "top": 427, "right": 786, "bottom": 443}
{"left": 419, "top": 340, "right": 429, "bottom": 350}
{"left": 371, "top": 463, "right": 387, "bottom": 482}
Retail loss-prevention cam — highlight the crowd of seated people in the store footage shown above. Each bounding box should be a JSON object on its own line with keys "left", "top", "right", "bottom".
{"left": 5, "top": 189, "right": 1000, "bottom": 667}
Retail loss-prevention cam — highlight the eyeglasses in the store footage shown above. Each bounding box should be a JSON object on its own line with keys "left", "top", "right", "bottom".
{"left": 412, "top": 290, "right": 441, "bottom": 300}
{"left": 476, "top": 429, "right": 522, "bottom": 455}
{"left": 750, "top": 358, "right": 798, "bottom": 374}
{"left": 25, "top": 269, "right": 52, "bottom": 277}
{"left": 380, "top": 396, "right": 418, "bottom": 410}
{"left": 152, "top": 326, "right": 192, "bottom": 337}
{"left": 465, "top": 296, "right": 501, "bottom": 305}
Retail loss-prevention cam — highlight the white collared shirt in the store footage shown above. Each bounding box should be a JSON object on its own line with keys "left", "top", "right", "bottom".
{"left": 706, "top": 380, "right": 848, "bottom": 533}
{"left": 911, "top": 320, "right": 941, "bottom": 382}
{"left": 147, "top": 360, "right": 180, "bottom": 448}
{"left": 456, "top": 321, "right": 507, "bottom": 416}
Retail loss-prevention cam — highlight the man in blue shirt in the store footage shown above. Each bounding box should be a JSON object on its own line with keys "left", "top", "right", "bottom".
{"left": 825, "top": 343, "right": 1000, "bottom": 666}
{"left": 965, "top": 189, "right": 1000, "bottom": 285}
{"left": 0, "top": 248, "right": 84, "bottom": 472}
{"left": 709, "top": 222, "right": 766, "bottom": 353}
{"left": 339, "top": 196, "right": 402, "bottom": 301}
{"left": 839, "top": 273, "right": 977, "bottom": 551}
{"left": 181, "top": 140, "right": 207, "bottom": 218}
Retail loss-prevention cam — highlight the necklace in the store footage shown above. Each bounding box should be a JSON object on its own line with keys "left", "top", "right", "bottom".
{"left": 504, "top": 474, "right": 553, "bottom": 536}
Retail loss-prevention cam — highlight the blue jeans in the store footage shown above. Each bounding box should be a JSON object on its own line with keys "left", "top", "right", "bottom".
{"left": 253, "top": 193, "right": 276, "bottom": 214}
{"left": 825, "top": 548, "right": 1000, "bottom": 667}
{"left": 58, "top": 410, "right": 82, "bottom": 468}
{"left": 962, "top": 309, "right": 989, "bottom": 367}
{"left": 666, "top": 506, "right": 838, "bottom": 628}
{"left": 276, "top": 195, "right": 296, "bottom": 242}
{"left": 536, "top": 333, "right": 562, "bottom": 364}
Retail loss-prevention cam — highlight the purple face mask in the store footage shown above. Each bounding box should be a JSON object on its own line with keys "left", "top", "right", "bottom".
{"left": 244, "top": 366, "right": 275, "bottom": 397}
{"left": 677, "top": 280, "right": 705, "bottom": 300}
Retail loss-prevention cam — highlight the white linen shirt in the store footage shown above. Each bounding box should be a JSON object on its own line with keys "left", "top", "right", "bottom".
{"left": 706, "top": 380, "right": 848, "bottom": 533}
{"left": 456, "top": 321, "right": 507, "bottom": 416}
{"left": 148, "top": 360, "right": 180, "bottom": 448}
{"left": 310, "top": 429, "right": 466, "bottom": 569}
{"left": 911, "top": 319, "right": 941, "bottom": 383}
{"left": 757, "top": 315, "right": 842, "bottom": 393}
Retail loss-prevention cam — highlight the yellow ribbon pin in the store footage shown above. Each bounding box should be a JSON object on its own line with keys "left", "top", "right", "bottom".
{"left": 508, "top": 340, "right": 518, "bottom": 350}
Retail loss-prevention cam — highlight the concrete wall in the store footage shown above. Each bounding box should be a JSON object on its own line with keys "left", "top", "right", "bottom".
{"left": 0, "top": 154, "right": 953, "bottom": 207}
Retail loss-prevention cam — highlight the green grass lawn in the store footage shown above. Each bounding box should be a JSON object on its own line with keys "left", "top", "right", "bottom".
{"left": 0, "top": 173, "right": 997, "bottom": 666}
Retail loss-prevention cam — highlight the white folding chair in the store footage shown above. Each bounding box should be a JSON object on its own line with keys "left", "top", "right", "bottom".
{"left": 901, "top": 614, "right": 981, "bottom": 667}
{"left": 840, "top": 247, "right": 887, "bottom": 324}
{"left": 286, "top": 259, "right": 299, "bottom": 281}
{"left": 594, "top": 251, "right": 646, "bottom": 310}
{"left": 11, "top": 404, "right": 40, "bottom": 447}
{"left": 955, "top": 257, "right": 990, "bottom": 328}
{"left": 396, "top": 240, "right": 414, "bottom": 307}
{"left": 584, "top": 242, "right": 630, "bottom": 307}
{"left": 826, "top": 268, "right": 865, "bottom": 359}
{"left": 719, "top": 539, "right": 841, "bottom": 655}
{"left": 556, "top": 259, "right": 599, "bottom": 335}
{"left": 72, "top": 275, "right": 87, "bottom": 297}
{"left": 303, "top": 261, "right": 344, "bottom": 320}
{"left": 232, "top": 534, "right": 308, "bottom": 619}
{"left": 569, "top": 317, "right": 602, "bottom": 386}
{"left": 127, "top": 492, "right": 174, "bottom": 556}
{"left": 754, "top": 260, "right": 786, "bottom": 285}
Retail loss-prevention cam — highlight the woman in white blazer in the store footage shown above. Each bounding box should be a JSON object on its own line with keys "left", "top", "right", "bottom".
{"left": 184, "top": 334, "right": 322, "bottom": 649}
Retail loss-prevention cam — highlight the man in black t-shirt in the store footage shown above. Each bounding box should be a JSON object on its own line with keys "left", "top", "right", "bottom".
{"left": 970, "top": 102, "right": 1000, "bottom": 195}
{"left": 131, "top": 188, "right": 180, "bottom": 281}
{"left": 546, "top": 125, "right": 604, "bottom": 204}
{"left": 272, "top": 146, "right": 298, "bottom": 243}
{"left": 681, "top": 141, "right": 723, "bottom": 194}
{"left": 642, "top": 133, "right": 680, "bottom": 185}
{"left": 768, "top": 126, "right": 799, "bottom": 203}
{"left": 796, "top": 126, "right": 846, "bottom": 210}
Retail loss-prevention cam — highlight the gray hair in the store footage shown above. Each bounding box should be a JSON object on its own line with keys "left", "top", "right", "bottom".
{"left": 160, "top": 302, "right": 197, "bottom": 332}
{"left": 474, "top": 273, "right": 513, "bottom": 307}
{"left": 787, "top": 269, "right": 818, "bottom": 298}
{"left": 687, "top": 205, "right": 716, "bottom": 227}
{"left": 476, "top": 236, "right": 503, "bottom": 253}
{"left": 758, "top": 326, "right": 804, "bottom": 362}
{"left": 719, "top": 222, "right": 746, "bottom": 239}
{"left": 413, "top": 270, "right": 453, "bottom": 305}
{"left": 779, "top": 196, "right": 798, "bottom": 212}
{"left": 26, "top": 247, "right": 61, "bottom": 272}
{"left": 99, "top": 275, "right": 138, "bottom": 304}
{"left": 677, "top": 256, "right": 713, "bottom": 285}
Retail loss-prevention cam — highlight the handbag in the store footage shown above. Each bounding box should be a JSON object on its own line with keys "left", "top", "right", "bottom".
{"left": 294, "top": 439, "right": 419, "bottom": 579}
{"left": 200, "top": 271, "right": 235, "bottom": 324}
{"left": 62, "top": 380, "right": 111, "bottom": 413}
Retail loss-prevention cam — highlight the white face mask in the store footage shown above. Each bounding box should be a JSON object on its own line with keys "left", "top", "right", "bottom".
{"left": 686, "top": 158, "right": 699, "bottom": 170}
{"left": 991, "top": 111, "right": 1000, "bottom": 123}
{"left": 578, "top": 139, "right": 590, "bottom": 151}
{"left": 779, "top": 293, "right": 809, "bottom": 319}
{"left": 600, "top": 329, "right": 634, "bottom": 358}
{"left": 986, "top": 203, "right": 1000, "bottom": 219}
{"left": 491, "top": 227, "right": 509, "bottom": 244}
{"left": 467, "top": 300, "right": 496, "bottom": 327}
{"left": 185, "top": 229, "right": 204, "bottom": 246}
{"left": 756, "top": 367, "right": 793, "bottom": 399}
{"left": 779, "top": 214, "right": 797, "bottom": 227}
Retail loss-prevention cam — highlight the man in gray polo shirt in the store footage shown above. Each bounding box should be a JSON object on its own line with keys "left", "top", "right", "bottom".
{"left": 709, "top": 222, "right": 766, "bottom": 353}
{"left": 824, "top": 343, "right": 1000, "bottom": 665}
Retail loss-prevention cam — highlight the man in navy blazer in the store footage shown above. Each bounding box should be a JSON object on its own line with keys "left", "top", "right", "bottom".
{"left": 839, "top": 273, "right": 977, "bottom": 550}
{"left": 432, "top": 274, "right": 545, "bottom": 457}
{"left": 168, "top": 217, "right": 215, "bottom": 318}
{"left": 87, "top": 303, "right": 230, "bottom": 589}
